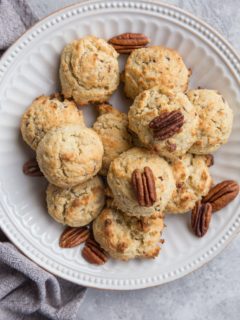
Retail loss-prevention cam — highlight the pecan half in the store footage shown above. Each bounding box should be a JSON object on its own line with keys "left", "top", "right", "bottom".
{"left": 108, "top": 33, "right": 150, "bottom": 53}
{"left": 132, "top": 166, "right": 156, "bottom": 207}
{"left": 202, "top": 180, "right": 239, "bottom": 212}
{"left": 149, "top": 110, "right": 184, "bottom": 140}
{"left": 59, "top": 226, "right": 90, "bottom": 248}
{"left": 191, "top": 201, "right": 212, "bottom": 237}
{"left": 23, "top": 158, "right": 43, "bottom": 177}
{"left": 82, "top": 238, "right": 108, "bottom": 265}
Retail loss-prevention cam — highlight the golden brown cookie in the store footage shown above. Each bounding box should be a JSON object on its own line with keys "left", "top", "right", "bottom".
{"left": 122, "top": 46, "right": 190, "bottom": 99}
{"left": 36, "top": 125, "right": 103, "bottom": 188}
{"left": 128, "top": 87, "right": 199, "bottom": 160}
{"left": 46, "top": 176, "right": 105, "bottom": 227}
{"left": 107, "top": 147, "right": 175, "bottom": 217}
{"left": 187, "top": 89, "right": 233, "bottom": 154}
{"left": 93, "top": 207, "right": 164, "bottom": 260}
{"left": 21, "top": 94, "right": 85, "bottom": 150}
{"left": 93, "top": 104, "right": 132, "bottom": 175}
{"left": 59, "top": 36, "right": 120, "bottom": 105}
{"left": 165, "top": 154, "right": 213, "bottom": 214}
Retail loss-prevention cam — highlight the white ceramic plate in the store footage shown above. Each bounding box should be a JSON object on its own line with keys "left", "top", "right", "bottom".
{"left": 0, "top": 0, "right": 240, "bottom": 290}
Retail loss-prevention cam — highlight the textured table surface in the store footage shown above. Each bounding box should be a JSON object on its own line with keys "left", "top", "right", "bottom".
{"left": 28, "top": 1, "right": 240, "bottom": 319}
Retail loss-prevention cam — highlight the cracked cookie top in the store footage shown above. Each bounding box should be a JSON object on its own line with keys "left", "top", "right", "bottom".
{"left": 187, "top": 89, "right": 233, "bottom": 154}
{"left": 93, "top": 104, "right": 133, "bottom": 175}
{"left": 59, "top": 35, "right": 120, "bottom": 105}
{"left": 107, "top": 147, "right": 175, "bottom": 217}
{"left": 122, "top": 46, "right": 190, "bottom": 100}
{"left": 165, "top": 153, "right": 213, "bottom": 214}
{"left": 93, "top": 207, "right": 164, "bottom": 260}
{"left": 128, "top": 87, "right": 199, "bottom": 160}
{"left": 46, "top": 176, "right": 105, "bottom": 227}
{"left": 21, "top": 94, "right": 85, "bottom": 150}
{"left": 36, "top": 124, "right": 103, "bottom": 188}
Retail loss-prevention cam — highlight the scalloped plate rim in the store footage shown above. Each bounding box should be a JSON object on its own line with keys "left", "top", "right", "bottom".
{"left": 0, "top": 0, "right": 239, "bottom": 290}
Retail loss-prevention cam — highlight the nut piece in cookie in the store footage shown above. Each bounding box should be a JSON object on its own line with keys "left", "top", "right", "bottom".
{"left": 21, "top": 94, "right": 85, "bottom": 150}
{"left": 128, "top": 87, "right": 199, "bottom": 160}
{"left": 191, "top": 201, "right": 212, "bottom": 237}
{"left": 93, "top": 207, "right": 164, "bottom": 260}
{"left": 165, "top": 154, "right": 213, "bottom": 214}
{"left": 187, "top": 89, "right": 233, "bottom": 154}
{"left": 36, "top": 124, "right": 103, "bottom": 187}
{"left": 47, "top": 176, "right": 105, "bottom": 227}
{"left": 122, "top": 46, "right": 190, "bottom": 100}
{"left": 107, "top": 147, "right": 175, "bottom": 217}
{"left": 59, "top": 36, "right": 120, "bottom": 105}
{"left": 93, "top": 104, "right": 133, "bottom": 175}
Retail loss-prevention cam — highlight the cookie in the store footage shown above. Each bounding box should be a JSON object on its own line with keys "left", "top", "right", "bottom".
{"left": 93, "top": 104, "right": 132, "bottom": 175}
{"left": 187, "top": 89, "right": 233, "bottom": 154}
{"left": 93, "top": 207, "right": 164, "bottom": 260}
{"left": 36, "top": 124, "right": 103, "bottom": 188}
{"left": 128, "top": 87, "right": 199, "bottom": 160}
{"left": 59, "top": 36, "right": 120, "bottom": 105}
{"left": 122, "top": 46, "right": 190, "bottom": 100}
{"left": 165, "top": 154, "right": 213, "bottom": 214}
{"left": 107, "top": 147, "right": 175, "bottom": 217}
{"left": 21, "top": 94, "right": 85, "bottom": 150}
{"left": 46, "top": 176, "right": 105, "bottom": 227}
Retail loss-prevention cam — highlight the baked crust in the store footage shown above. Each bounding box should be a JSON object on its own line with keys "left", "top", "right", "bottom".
{"left": 93, "top": 104, "right": 132, "bottom": 175}
{"left": 187, "top": 89, "right": 233, "bottom": 154}
{"left": 123, "top": 46, "right": 190, "bottom": 99}
{"left": 165, "top": 154, "right": 213, "bottom": 214}
{"left": 59, "top": 36, "right": 120, "bottom": 105}
{"left": 36, "top": 124, "right": 103, "bottom": 187}
{"left": 21, "top": 94, "right": 85, "bottom": 150}
{"left": 128, "top": 87, "right": 199, "bottom": 160}
{"left": 46, "top": 176, "right": 105, "bottom": 226}
{"left": 93, "top": 207, "right": 164, "bottom": 260}
{"left": 107, "top": 147, "right": 175, "bottom": 217}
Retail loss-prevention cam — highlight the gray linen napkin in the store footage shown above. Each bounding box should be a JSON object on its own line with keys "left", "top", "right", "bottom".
{"left": 0, "top": 0, "right": 38, "bottom": 55}
{"left": 0, "top": 1, "right": 87, "bottom": 319}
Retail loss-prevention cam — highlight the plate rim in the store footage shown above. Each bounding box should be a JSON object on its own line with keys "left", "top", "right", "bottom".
{"left": 0, "top": 0, "right": 240, "bottom": 290}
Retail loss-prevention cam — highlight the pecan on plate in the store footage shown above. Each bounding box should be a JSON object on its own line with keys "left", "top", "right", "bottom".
{"left": 149, "top": 110, "right": 184, "bottom": 141}
{"left": 132, "top": 166, "right": 157, "bottom": 207}
{"left": 191, "top": 201, "right": 212, "bottom": 237}
{"left": 22, "top": 158, "right": 43, "bottom": 177}
{"left": 202, "top": 180, "right": 239, "bottom": 212}
{"left": 59, "top": 226, "right": 90, "bottom": 248}
{"left": 108, "top": 33, "right": 150, "bottom": 53}
{"left": 82, "top": 238, "right": 108, "bottom": 265}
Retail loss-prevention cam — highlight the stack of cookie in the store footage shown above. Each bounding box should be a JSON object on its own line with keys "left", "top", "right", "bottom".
{"left": 20, "top": 34, "right": 237, "bottom": 264}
